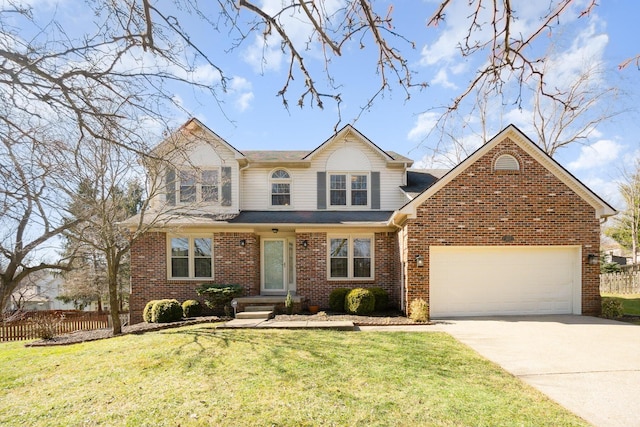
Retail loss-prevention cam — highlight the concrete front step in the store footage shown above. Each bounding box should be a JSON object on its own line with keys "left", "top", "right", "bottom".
{"left": 236, "top": 310, "right": 273, "bottom": 320}
{"left": 244, "top": 305, "right": 275, "bottom": 312}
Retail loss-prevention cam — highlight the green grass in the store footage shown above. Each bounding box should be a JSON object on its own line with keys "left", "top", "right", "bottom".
{"left": 602, "top": 293, "right": 640, "bottom": 324}
{"left": 601, "top": 293, "right": 640, "bottom": 315}
{"left": 0, "top": 325, "right": 587, "bottom": 426}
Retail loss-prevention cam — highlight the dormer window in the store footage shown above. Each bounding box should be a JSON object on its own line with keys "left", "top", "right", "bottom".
{"left": 271, "top": 169, "right": 291, "bottom": 206}
{"left": 494, "top": 154, "right": 520, "bottom": 171}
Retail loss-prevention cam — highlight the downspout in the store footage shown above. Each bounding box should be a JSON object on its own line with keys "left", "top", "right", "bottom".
{"left": 388, "top": 212, "right": 406, "bottom": 313}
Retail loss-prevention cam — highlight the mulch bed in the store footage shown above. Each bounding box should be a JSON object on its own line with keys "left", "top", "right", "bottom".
{"left": 26, "top": 311, "right": 421, "bottom": 347}
{"left": 25, "top": 316, "right": 222, "bottom": 347}
{"left": 273, "top": 311, "right": 420, "bottom": 326}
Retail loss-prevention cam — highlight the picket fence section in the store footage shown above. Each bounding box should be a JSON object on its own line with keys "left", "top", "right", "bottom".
{"left": 600, "top": 270, "right": 640, "bottom": 294}
{"left": 0, "top": 311, "right": 125, "bottom": 342}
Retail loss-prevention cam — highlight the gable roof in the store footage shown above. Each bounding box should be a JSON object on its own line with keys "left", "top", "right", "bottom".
{"left": 151, "top": 120, "right": 412, "bottom": 168}
{"left": 302, "top": 124, "right": 413, "bottom": 166}
{"left": 392, "top": 124, "right": 617, "bottom": 223}
{"left": 151, "top": 117, "right": 246, "bottom": 162}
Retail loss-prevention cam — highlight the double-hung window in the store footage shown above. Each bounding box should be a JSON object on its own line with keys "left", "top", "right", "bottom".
{"left": 178, "top": 169, "right": 220, "bottom": 203}
{"left": 201, "top": 170, "right": 219, "bottom": 202}
{"left": 169, "top": 236, "right": 213, "bottom": 279}
{"left": 328, "top": 235, "right": 373, "bottom": 279}
{"left": 329, "top": 173, "right": 368, "bottom": 207}
{"left": 179, "top": 171, "right": 197, "bottom": 203}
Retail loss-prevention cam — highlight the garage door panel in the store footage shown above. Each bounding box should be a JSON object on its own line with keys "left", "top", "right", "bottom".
{"left": 429, "top": 246, "right": 579, "bottom": 317}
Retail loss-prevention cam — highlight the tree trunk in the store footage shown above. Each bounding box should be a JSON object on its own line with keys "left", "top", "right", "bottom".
{"left": 108, "top": 261, "right": 122, "bottom": 335}
{"left": 109, "top": 277, "right": 122, "bottom": 335}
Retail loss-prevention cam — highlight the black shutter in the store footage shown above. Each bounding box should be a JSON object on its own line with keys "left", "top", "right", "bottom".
{"left": 165, "top": 169, "right": 176, "bottom": 206}
{"left": 371, "top": 172, "right": 380, "bottom": 210}
{"left": 317, "top": 171, "right": 326, "bottom": 209}
{"left": 221, "top": 167, "right": 232, "bottom": 206}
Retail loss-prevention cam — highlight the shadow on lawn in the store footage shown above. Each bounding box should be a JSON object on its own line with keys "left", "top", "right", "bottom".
{"left": 161, "top": 325, "right": 340, "bottom": 361}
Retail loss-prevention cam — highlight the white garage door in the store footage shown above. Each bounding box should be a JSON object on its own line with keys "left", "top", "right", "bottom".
{"left": 429, "top": 246, "right": 581, "bottom": 318}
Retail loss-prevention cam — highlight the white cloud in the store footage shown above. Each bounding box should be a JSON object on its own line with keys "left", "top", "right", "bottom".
{"left": 431, "top": 68, "right": 457, "bottom": 89}
{"left": 235, "top": 92, "right": 255, "bottom": 112}
{"left": 407, "top": 112, "right": 439, "bottom": 141}
{"left": 568, "top": 139, "right": 623, "bottom": 170}
{"left": 544, "top": 19, "right": 609, "bottom": 90}
{"left": 229, "top": 76, "right": 254, "bottom": 112}
{"left": 242, "top": 35, "right": 285, "bottom": 73}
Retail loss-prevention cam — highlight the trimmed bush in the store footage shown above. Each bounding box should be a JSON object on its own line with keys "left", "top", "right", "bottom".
{"left": 345, "top": 288, "right": 375, "bottom": 315}
{"left": 151, "top": 299, "right": 183, "bottom": 323}
{"left": 409, "top": 298, "right": 429, "bottom": 323}
{"left": 369, "top": 287, "right": 389, "bottom": 312}
{"left": 196, "top": 284, "right": 244, "bottom": 316}
{"left": 143, "top": 300, "right": 159, "bottom": 323}
{"left": 182, "top": 300, "right": 202, "bottom": 318}
{"left": 602, "top": 299, "right": 624, "bottom": 319}
{"left": 329, "top": 288, "right": 351, "bottom": 312}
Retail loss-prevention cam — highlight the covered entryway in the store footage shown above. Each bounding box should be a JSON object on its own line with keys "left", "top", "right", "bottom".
{"left": 429, "top": 246, "right": 581, "bottom": 317}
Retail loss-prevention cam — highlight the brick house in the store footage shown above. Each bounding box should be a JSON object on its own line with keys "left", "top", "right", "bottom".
{"left": 125, "top": 118, "right": 616, "bottom": 323}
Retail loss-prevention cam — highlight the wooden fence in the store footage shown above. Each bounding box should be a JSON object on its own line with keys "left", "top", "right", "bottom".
{"left": 0, "top": 311, "right": 127, "bottom": 342}
{"left": 600, "top": 270, "right": 640, "bottom": 294}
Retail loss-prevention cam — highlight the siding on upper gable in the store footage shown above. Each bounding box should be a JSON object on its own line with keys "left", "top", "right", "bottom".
{"left": 308, "top": 138, "right": 406, "bottom": 210}
{"left": 240, "top": 137, "right": 407, "bottom": 210}
{"left": 150, "top": 132, "right": 241, "bottom": 213}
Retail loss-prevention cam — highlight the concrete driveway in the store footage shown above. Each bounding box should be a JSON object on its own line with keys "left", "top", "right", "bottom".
{"left": 433, "top": 315, "right": 640, "bottom": 427}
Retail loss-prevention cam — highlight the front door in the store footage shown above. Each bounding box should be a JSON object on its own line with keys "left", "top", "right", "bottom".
{"left": 261, "top": 238, "right": 295, "bottom": 295}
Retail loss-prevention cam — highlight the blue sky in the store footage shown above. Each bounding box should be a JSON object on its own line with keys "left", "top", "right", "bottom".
{"left": 19, "top": 0, "right": 640, "bottom": 208}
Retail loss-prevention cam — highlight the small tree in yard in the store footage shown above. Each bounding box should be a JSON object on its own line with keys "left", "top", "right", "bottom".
{"left": 62, "top": 130, "right": 182, "bottom": 335}
{"left": 196, "top": 284, "right": 244, "bottom": 316}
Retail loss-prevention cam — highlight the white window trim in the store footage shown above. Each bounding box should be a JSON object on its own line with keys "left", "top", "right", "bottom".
{"left": 167, "top": 234, "right": 214, "bottom": 280}
{"left": 327, "top": 234, "right": 374, "bottom": 280}
{"left": 327, "top": 172, "right": 370, "bottom": 208}
{"left": 177, "top": 168, "right": 221, "bottom": 204}
{"left": 269, "top": 168, "right": 293, "bottom": 208}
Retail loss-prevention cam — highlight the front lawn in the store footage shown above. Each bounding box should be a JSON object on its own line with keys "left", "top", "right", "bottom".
{"left": 602, "top": 293, "right": 640, "bottom": 324}
{"left": 0, "top": 325, "right": 587, "bottom": 426}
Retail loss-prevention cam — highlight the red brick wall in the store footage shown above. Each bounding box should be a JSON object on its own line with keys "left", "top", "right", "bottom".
{"left": 403, "top": 138, "right": 601, "bottom": 316}
{"left": 295, "top": 231, "right": 400, "bottom": 309}
{"left": 130, "top": 231, "right": 259, "bottom": 323}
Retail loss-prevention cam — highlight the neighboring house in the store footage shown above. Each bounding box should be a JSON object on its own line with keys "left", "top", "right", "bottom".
{"left": 125, "top": 119, "right": 616, "bottom": 323}
{"left": 8, "top": 271, "right": 78, "bottom": 312}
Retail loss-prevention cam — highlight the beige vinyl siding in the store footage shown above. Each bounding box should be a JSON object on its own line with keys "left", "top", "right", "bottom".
{"left": 240, "top": 136, "right": 407, "bottom": 210}
{"left": 154, "top": 136, "right": 240, "bottom": 214}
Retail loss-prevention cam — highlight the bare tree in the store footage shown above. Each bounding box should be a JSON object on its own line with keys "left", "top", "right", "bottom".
{"left": 418, "top": 40, "right": 621, "bottom": 167}
{"left": 0, "top": 126, "right": 80, "bottom": 312}
{"left": 606, "top": 160, "right": 640, "bottom": 264}
{"left": 60, "top": 121, "right": 208, "bottom": 334}
{"left": 530, "top": 60, "right": 621, "bottom": 157}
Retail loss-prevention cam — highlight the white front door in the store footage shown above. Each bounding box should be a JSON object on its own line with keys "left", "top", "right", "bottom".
{"left": 262, "top": 238, "right": 295, "bottom": 295}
